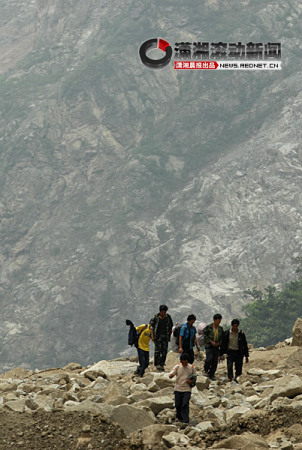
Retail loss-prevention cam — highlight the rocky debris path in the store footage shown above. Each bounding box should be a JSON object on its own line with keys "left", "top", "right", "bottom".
{"left": 0, "top": 337, "right": 302, "bottom": 449}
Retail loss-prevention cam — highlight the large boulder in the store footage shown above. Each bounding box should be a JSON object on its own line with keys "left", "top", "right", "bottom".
{"left": 270, "top": 375, "right": 302, "bottom": 401}
{"left": 127, "top": 392, "right": 154, "bottom": 403}
{"left": 4, "top": 399, "right": 26, "bottom": 412}
{"left": 225, "top": 406, "right": 251, "bottom": 425}
{"left": 210, "top": 432, "right": 269, "bottom": 449}
{"left": 245, "top": 395, "right": 262, "bottom": 406}
{"left": 247, "top": 368, "right": 283, "bottom": 378}
{"left": 147, "top": 381, "right": 160, "bottom": 392}
{"left": 285, "top": 348, "right": 302, "bottom": 367}
{"left": 289, "top": 399, "right": 302, "bottom": 411}
{"left": 196, "top": 375, "right": 210, "bottom": 390}
{"left": 196, "top": 421, "right": 214, "bottom": 431}
{"left": 64, "top": 399, "right": 114, "bottom": 417}
{"left": 48, "top": 372, "right": 70, "bottom": 384}
{"left": 285, "top": 424, "right": 302, "bottom": 443}
{"left": 86, "top": 377, "right": 109, "bottom": 391}
{"left": 162, "top": 431, "right": 190, "bottom": 448}
{"left": 131, "top": 424, "right": 177, "bottom": 446}
{"left": 292, "top": 318, "right": 302, "bottom": 346}
{"left": 103, "top": 382, "right": 128, "bottom": 401}
{"left": 152, "top": 373, "right": 174, "bottom": 389}
{"left": 205, "top": 408, "right": 226, "bottom": 427}
{"left": 0, "top": 383, "right": 18, "bottom": 393}
{"left": 110, "top": 404, "right": 155, "bottom": 435}
{"left": 33, "top": 394, "right": 54, "bottom": 411}
{"left": 81, "top": 359, "right": 138, "bottom": 379}
{"left": 103, "top": 395, "right": 130, "bottom": 406}
{"left": 138, "top": 396, "right": 174, "bottom": 415}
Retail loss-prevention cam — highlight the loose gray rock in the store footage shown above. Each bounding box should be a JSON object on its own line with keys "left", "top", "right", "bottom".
{"left": 81, "top": 360, "right": 137, "bottom": 379}
{"left": 196, "top": 375, "right": 210, "bottom": 391}
{"left": 292, "top": 318, "right": 302, "bottom": 347}
{"left": 270, "top": 375, "right": 302, "bottom": 401}
{"left": 4, "top": 399, "right": 26, "bottom": 413}
{"left": 130, "top": 424, "right": 177, "bottom": 446}
{"left": 225, "top": 406, "right": 251, "bottom": 425}
{"left": 138, "top": 396, "right": 174, "bottom": 415}
{"left": 162, "top": 432, "right": 190, "bottom": 448}
{"left": 110, "top": 404, "right": 155, "bottom": 435}
{"left": 210, "top": 432, "right": 269, "bottom": 448}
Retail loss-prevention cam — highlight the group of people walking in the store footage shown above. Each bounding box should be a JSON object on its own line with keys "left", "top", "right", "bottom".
{"left": 203, "top": 313, "right": 249, "bottom": 382}
{"left": 128, "top": 306, "right": 249, "bottom": 425}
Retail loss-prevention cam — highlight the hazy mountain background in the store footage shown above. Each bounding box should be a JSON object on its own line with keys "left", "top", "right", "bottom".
{"left": 0, "top": 0, "right": 301, "bottom": 370}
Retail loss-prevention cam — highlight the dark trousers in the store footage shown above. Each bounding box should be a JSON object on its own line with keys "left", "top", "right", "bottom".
{"left": 227, "top": 350, "right": 243, "bottom": 379}
{"left": 137, "top": 348, "right": 149, "bottom": 376}
{"left": 204, "top": 346, "right": 219, "bottom": 376}
{"left": 174, "top": 391, "right": 191, "bottom": 423}
{"left": 154, "top": 336, "right": 168, "bottom": 367}
{"left": 182, "top": 346, "right": 194, "bottom": 364}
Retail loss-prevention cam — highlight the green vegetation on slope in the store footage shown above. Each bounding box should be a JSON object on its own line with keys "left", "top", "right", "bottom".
{"left": 241, "top": 258, "right": 302, "bottom": 347}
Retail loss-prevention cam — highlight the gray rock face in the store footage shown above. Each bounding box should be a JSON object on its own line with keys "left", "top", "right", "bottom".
{"left": 0, "top": 0, "right": 301, "bottom": 369}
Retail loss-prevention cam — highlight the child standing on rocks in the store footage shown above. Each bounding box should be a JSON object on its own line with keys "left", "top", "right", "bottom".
{"left": 169, "top": 353, "right": 196, "bottom": 424}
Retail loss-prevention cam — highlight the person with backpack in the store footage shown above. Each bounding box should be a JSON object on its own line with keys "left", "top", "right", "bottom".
{"left": 150, "top": 305, "right": 173, "bottom": 371}
{"left": 171, "top": 322, "right": 181, "bottom": 352}
{"left": 178, "top": 314, "right": 200, "bottom": 364}
{"left": 220, "top": 318, "right": 249, "bottom": 383}
{"left": 203, "top": 313, "right": 224, "bottom": 381}
{"left": 196, "top": 322, "right": 207, "bottom": 348}
{"left": 169, "top": 352, "right": 196, "bottom": 424}
{"left": 125, "top": 319, "right": 152, "bottom": 377}
{"left": 135, "top": 322, "right": 152, "bottom": 377}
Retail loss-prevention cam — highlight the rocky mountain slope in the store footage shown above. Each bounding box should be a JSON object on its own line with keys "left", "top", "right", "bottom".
{"left": 0, "top": 320, "right": 302, "bottom": 449}
{"left": 0, "top": 0, "right": 301, "bottom": 369}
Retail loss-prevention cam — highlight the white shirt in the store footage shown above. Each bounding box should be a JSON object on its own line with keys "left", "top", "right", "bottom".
{"left": 169, "top": 363, "right": 196, "bottom": 392}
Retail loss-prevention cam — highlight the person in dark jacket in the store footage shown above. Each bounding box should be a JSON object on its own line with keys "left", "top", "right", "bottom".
{"left": 220, "top": 318, "right": 249, "bottom": 382}
{"left": 203, "top": 313, "right": 224, "bottom": 381}
{"left": 150, "top": 305, "right": 173, "bottom": 371}
{"left": 178, "top": 314, "right": 200, "bottom": 364}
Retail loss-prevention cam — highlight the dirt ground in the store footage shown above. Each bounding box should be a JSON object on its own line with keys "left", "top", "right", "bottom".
{"left": 0, "top": 410, "right": 138, "bottom": 450}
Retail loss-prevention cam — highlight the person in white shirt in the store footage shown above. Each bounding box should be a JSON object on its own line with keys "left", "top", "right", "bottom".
{"left": 169, "top": 353, "right": 196, "bottom": 424}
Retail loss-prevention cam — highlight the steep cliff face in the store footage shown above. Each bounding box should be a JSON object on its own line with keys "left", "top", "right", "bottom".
{"left": 0, "top": 0, "right": 301, "bottom": 369}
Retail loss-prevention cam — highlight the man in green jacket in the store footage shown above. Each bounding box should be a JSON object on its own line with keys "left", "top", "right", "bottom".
{"left": 203, "top": 313, "right": 224, "bottom": 381}
{"left": 150, "top": 305, "right": 173, "bottom": 371}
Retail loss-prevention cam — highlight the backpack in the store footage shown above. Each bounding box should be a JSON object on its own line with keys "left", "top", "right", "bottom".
{"left": 126, "top": 320, "right": 147, "bottom": 348}
{"left": 188, "top": 372, "right": 197, "bottom": 388}
{"left": 173, "top": 323, "right": 183, "bottom": 346}
{"left": 175, "top": 364, "right": 196, "bottom": 388}
{"left": 171, "top": 323, "right": 186, "bottom": 352}
{"left": 196, "top": 322, "right": 207, "bottom": 347}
